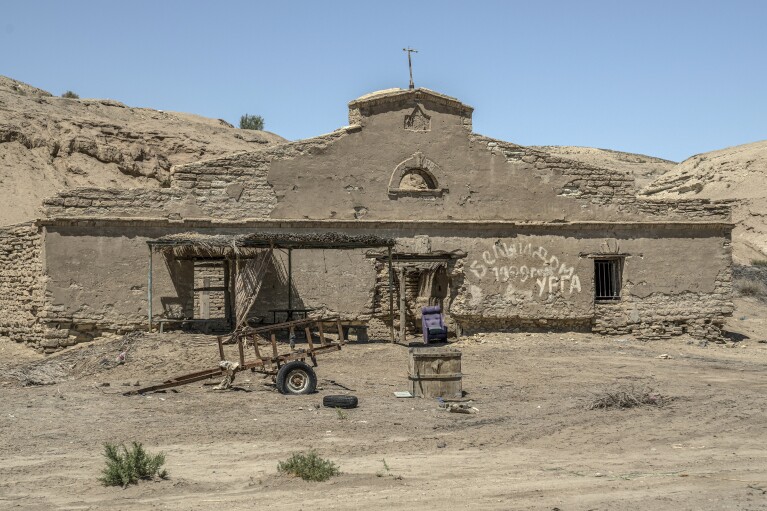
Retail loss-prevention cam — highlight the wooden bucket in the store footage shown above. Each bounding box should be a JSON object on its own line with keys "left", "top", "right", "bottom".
{"left": 408, "top": 347, "right": 462, "bottom": 399}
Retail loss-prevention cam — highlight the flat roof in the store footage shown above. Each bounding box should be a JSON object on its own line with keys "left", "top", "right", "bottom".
{"left": 148, "top": 231, "right": 396, "bottom": 251}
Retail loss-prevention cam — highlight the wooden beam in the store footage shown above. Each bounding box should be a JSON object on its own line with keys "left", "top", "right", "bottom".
{"left": 400, "top": 267, "right": 406, "bottom": 344}
{"left": 148, "top": 246, "right": 153, "bottom": 332}
{"left": 388, "top": 246, "right": 395, "bottom": 343}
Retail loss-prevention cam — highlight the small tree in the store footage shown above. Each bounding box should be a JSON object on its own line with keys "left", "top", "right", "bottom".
{"left": 61, "top": 91, "right": 80, "bottom": 99}
{"left": 239, "top": 113, "right": 264, "bottom": 130}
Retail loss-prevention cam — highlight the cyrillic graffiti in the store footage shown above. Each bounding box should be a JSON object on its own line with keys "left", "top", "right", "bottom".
{"left": 469, "top": 241, "right": 582, "bottom": 296}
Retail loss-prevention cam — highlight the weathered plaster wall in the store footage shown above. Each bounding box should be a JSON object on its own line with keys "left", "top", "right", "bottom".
{"left": 38, "top": 225, "right": 380, "bottom": 343}
{"left": 448, "top": 228, "right": 732, "bottom": 337}
{"left": 41, "top": 225, "right": 183, "bottom": 346}
{"left": 0, "top": 223, "right": 46, "bottom": 345}
{"left": 246, "top": 249, "right": 376, "bottom": 322}
{"left": 265, "top": 101, "right": 639, "bottom": 222}
{"left": 35, "top": 223, "right": 732, "bottom": 346}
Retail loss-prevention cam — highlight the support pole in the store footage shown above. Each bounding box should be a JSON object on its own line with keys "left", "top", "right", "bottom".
{"left": 148, "top": 245, "right": 153, "bottom": 333}
{"left": 287, "top": 248, "right": 293, "bottom": 314}
{"left": 399, "top": 267, "right": 407, "bottom": 344}
{"left": 387, "top": 247, "right": 395, "bottom": 343}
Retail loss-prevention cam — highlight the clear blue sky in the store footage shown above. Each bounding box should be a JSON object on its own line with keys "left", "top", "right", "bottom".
{"left": 3, "top": 0, "right": 765, "bottom": 162}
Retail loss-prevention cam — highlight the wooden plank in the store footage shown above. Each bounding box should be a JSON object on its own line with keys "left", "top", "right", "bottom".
{"left": 304, "top": 327, "right": 314, "bottom": 349}
{"left": 245, "top": 316, "right": 340, "bottom": 335}
{"left": 318, "top": 321, "right": 326, "bottom": 346}
{"left": 126, "top": 370, "right": 224, "bottom": 395}
{"left": 270, "top": 332, "right": 280, "bottom": 369}
{"left": 336, "top": 319, "right": 345, "bottom": 344}
{"left": 252, "top": 334, "right": 263, "bottom": 360}
{"left": 217, "top": 337, "right": 225, "bottom": 361}
{"left": 200, "top": 276, "right": 210, "bottom": 319}
{"left": 238, "top": 338, "right": 245, "bottom": 367}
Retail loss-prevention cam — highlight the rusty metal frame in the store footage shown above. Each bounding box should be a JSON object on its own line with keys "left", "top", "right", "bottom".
{"left": 124, "top": 316, "right": 346, "bottom": 395}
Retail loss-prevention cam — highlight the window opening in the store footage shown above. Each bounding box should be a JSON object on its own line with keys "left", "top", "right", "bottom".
{"left": 594, "top": 258, "right": 622, "bottom": 301}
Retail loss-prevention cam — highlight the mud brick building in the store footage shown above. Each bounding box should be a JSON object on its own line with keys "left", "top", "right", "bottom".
{"left": 0, "top": 88, "right": 734, "bottom": 350}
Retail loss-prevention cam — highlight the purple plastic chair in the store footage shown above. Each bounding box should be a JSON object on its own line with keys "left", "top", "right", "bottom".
{"left": 421, "top": 305, "right": 448, "bottom": 343}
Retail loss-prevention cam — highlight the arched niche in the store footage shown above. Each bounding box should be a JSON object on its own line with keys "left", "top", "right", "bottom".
{"left": 388, "top": 151, "right": 448, "bottom": 198}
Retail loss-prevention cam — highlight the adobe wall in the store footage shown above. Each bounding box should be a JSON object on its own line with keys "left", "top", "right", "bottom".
{"left": 0, "top": 223, "right": 47, "bottom": 345}
{"left": 35, "top": 222, "right": 732, "bottom": 348}
{"left": 449, "top": 227, "right": 732, "bottom": 338}
{"left": 39, "top": 224, "right": 185, "bottom": 349}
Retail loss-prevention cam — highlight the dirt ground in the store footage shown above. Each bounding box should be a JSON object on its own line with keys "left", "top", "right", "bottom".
{"left": 1, "top": 298, "right": 767, "bottom": 511}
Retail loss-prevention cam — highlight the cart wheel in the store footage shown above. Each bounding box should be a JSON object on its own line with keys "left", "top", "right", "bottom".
{"left": 276, "top": 361, "right": 317, "bottom": 395}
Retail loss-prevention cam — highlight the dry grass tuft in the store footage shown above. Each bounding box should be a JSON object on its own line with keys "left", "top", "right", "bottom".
{"left": 734, "top": 278, "right": 767, "bottom": 300}
{"left": 587, "top": 383, "right": 669, "bottom": 410}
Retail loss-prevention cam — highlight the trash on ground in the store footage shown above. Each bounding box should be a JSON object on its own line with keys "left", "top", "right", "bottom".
{"left": 440, "top": 402, "right": 478, "bottom": 414}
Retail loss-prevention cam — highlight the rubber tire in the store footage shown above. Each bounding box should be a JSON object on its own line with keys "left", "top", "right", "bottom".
{"left": 276, "top": 361, "right": 317, "bottom": 395}
{"left": 323, "top": 394, "right": 358, "bottom": 409}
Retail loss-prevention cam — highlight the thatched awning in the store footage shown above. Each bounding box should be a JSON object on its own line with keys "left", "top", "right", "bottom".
{"left": 148, "top": 231, "right": 395, "bottom": 258}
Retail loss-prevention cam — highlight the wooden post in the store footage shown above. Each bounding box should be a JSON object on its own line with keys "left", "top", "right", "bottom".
{"left": 304, "top": 327, "right": 314, "bottom": 351}
{"left": 287, "top": 248, "right": 293, "bottom": 312}
{"left": 238, "top": 337, "right": 245, "bottom": 367}
{"left": 387, "top": 246, "right": 395, "bottom": 343}
{"left": 400, "top": 267, "right": 406, "bottom": 344}
{"left": 318, "top": 321, "right": 326, "bottom": 345}
{"left": 252, "top": 334, "right": 263, "bottom": 360}
{"left": 270, "top": 332, "right": 279, "bottom": 368}
{"left": 148, "top": 246, "right": 153, "bottom": 332}
{"left": 336, "top": 318, "right": 345, "bottom": 344}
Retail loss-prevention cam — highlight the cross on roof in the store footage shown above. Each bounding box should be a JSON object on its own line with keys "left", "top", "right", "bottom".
{"left": 403, "top": 47, "right": 418, "bottom": 90}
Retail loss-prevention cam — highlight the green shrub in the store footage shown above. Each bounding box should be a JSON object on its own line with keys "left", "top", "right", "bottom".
{"left": 239, "top": 113, "right": 264, "bottom": 130}
{"left": 61, "top": 90, "right": 79, "bottom": 99}
{"left": 277, "top": 451, "right": 339, "bottom": 481}
{"left": 752, "top": 259, "right": 767, "bottom": 267}
{"left": 99, "top": 442, "right": 168, "bottom": 487}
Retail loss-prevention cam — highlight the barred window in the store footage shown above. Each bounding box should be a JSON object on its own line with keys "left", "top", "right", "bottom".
{"left": 594, "top": 259, "right": 622, "bottom": 300}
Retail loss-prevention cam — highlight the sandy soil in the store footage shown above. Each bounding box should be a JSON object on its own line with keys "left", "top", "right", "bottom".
{"left": 640, "top": 139, "right": 767, "bottom": 263}
{"left": 1, "top": 299, "right": 767, "bottom": 511}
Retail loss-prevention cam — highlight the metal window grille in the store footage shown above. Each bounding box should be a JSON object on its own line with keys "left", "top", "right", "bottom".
{"left": 594, "top": 259, "right": 621, "bottom": 300}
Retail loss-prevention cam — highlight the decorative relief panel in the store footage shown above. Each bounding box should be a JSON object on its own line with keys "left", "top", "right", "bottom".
{"left": 404, "top": 105, "right": 431, "bottom": 132}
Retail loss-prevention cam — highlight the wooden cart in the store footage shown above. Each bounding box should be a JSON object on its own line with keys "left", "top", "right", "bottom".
{"left": 124, "top": 316, "right": 345, "bottom": 396}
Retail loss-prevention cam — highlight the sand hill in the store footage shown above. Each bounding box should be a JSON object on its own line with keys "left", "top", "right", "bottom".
{"left": 640, "top": 140, "right": 767, "bottom": 263}
{"left": 531, "top": 146, "right": 676, "bottom": 189}
{"left": 0, "top": 76, "right": 285, "bottom": 226}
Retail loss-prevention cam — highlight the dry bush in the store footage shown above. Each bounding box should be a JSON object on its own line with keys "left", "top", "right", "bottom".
{"left": 587, "top": 383, "right": 668, "bottom": 410}
{"left": 8, "top": 332, "right": 143, "bottom": 386}
{"left": 735, "top": 278, "right": 767, "bottom": 299}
